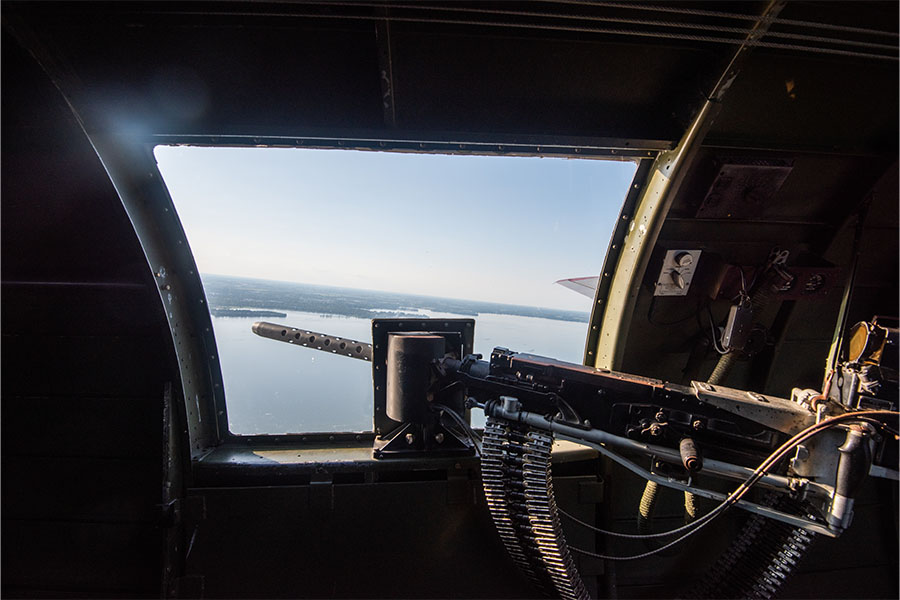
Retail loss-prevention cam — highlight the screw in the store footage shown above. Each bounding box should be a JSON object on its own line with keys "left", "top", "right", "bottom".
{"left": 692, "top": 420, "right": 704, "bottom": 431}
{"left": 405, "top": 433, "right": 415, "bottom": 445}
{"left": 649, "top": 423, "right": 663, "bottom": 436}
{"left": 435, "top": 433, "right": 445, "bottom": 444}
{"left": 655, "top": 411, "right": 667, "bottom": 423}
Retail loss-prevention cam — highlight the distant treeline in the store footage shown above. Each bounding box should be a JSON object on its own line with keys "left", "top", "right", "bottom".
{"left": 202, "top": 274, "right": 590, "bottom": 323}
{"left": 209, "top": 308, "right": 288, "bottom": 318}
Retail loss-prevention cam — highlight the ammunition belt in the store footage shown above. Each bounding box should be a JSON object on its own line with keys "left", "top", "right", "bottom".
{"left": 481, "top": 417, "right": 590, "bottom": 600}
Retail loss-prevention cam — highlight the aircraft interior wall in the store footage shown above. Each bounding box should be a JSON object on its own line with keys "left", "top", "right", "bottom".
{"left": 2, "top": 2, "right": 897, "bottom": 599}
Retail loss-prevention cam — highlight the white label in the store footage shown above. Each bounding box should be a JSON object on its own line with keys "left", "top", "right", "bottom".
{"left": 654, "top": 250, "right": 702, "bottom": 296}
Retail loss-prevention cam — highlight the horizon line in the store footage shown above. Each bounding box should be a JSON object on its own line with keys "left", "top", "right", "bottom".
{"left": 201, "top": 272, "right": 590, "bottom": 315}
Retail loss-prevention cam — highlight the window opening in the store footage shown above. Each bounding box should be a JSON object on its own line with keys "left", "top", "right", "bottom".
{"left": 154, "top": 146, "right": 637, "bottom": 434}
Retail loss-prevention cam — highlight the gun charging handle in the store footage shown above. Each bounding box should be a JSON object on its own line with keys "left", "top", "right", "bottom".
{"left": 826, "top": 424, "right": 873, "bottom": 531}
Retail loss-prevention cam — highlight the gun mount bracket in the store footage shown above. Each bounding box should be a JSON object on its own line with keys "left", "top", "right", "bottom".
{"left": 372, "top": 318, "right": 475, "bottom": 439}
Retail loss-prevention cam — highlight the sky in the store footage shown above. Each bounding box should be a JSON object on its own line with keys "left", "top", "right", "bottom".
{"left": 154, "top": 146, "right": 636, "bottom": 312}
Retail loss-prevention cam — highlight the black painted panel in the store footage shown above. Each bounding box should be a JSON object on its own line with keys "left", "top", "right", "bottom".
{"left": 185, "top": 480, "right": 547, "bottom": 598}
{"left": 3, "top": 457, "right": 161, "bottom": 522}
{"left": 1, "top": 335, "right": 170, "bottom": 398}
{"left": 2, "top": 396, "right": 161, "bottom": 459}
{"left": 2, "top": 521, "right": 161, "bottom": 592}
{"left": 1, "top": 36, "right": 173, "bottom": 597}
{"left": 1, "top": 284, "right": 165, "bottom": 337}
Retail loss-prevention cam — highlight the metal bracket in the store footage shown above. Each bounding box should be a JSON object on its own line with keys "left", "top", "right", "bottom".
{"left": 692, "top": 381, "right": 817, "bottom": 435}
{"left": 371, "top": 318, "right": 474, "bottom": 437}
{"left": 309, "top": 473, "right": 334, "bottom": 512}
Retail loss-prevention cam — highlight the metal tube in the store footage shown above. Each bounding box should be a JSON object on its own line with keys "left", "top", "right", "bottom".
{"left": 551, "top": 432, "right": 838, "bottom": 537}
{"left": 487, "top": 403, "right": 833, "bottom": 499}
{"left": 252, "top": 321, "right": 373, "bottom": 361}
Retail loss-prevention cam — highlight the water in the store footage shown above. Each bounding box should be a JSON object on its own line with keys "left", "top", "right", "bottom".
{"left": 214, "top": 309, "right": 589, "bottom": 434}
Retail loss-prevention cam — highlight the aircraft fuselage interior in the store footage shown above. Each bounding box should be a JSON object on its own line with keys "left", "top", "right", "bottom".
{"left": 3, "top": 2, "right": 898, "bottom": 599}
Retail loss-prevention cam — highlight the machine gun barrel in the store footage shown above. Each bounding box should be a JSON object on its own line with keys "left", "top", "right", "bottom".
{"left": 252, "top": 321, "right": 373, "bottom": 361}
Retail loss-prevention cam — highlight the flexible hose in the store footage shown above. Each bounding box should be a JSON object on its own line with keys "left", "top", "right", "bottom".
{"left": 708, "top": 273, "right": 776, "bottom": 386}
{"left": 684, "top": 490, "right": 697, "bottom": 525}
{"left": 637, "top": 480, "right": 659, "bottom": 535}
{"left": 700, "top": 276, "right": 778, "bottom": 533}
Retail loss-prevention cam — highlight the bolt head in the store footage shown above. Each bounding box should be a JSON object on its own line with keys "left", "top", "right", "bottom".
{"left": 405, "top": 433, "right": 415, "bottom": 445}
{"left": 692, "top": 420, "right": 704, "bottom": 431}
{"left": 435, "top": 433, "right": 445, "bottom": 444}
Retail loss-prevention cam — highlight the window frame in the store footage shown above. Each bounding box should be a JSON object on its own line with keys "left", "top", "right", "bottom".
{"left": 97, "top": 129, "right": 664, "bottom": 459}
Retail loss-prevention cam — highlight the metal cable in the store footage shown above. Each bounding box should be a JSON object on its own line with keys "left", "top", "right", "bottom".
{"left": 559, "top": 500, "right": 714, "bottom": 542}
{"left": 296, "top": 1, "right": 899, "bottom": 51}
{"left": 144, "top": 9, "right": 899, "bottom": 61}
{"left": 546, "top": 0, "right": 900, "bottom": 38}
{"left": 565, "top": 410, "right": 898, "bottom": 560}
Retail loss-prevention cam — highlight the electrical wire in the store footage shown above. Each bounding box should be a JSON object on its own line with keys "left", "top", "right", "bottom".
{"left": 564, "top": 409, "right": 898, "bottom": 560}
{"left": 707, "top": 308, "right": 729, "bottom": 355}
{"left": 738, "top": 267, "right": 748, "bottom": 298}
{"left": 559, "top": 505, "right": 671, "bottom": 539}
{"left": 432, "top": 403, "right": 482, "bottom": 455}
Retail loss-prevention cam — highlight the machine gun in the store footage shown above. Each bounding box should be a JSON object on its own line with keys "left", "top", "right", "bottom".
{"left": 252, "top": 318, "right": 898, "bottom": 600}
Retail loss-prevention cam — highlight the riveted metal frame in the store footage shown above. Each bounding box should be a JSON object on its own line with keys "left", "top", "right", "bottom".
{"left": 101, "top": 132, "right": 659, "bottom": 453}
{"left": 89, "top": 134, "right": 226, "bottom": 457}
{"left": 585, "top": 0, "right": 787, "bottom": 370}
{"left": 582, "top": 159, "right": 655, "bottom": 366}
{"left": 147, "top": 131, "right": 667, "bottom": 159}
{"left": 140, "top": 134, "right": 656, "bottom": 451}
